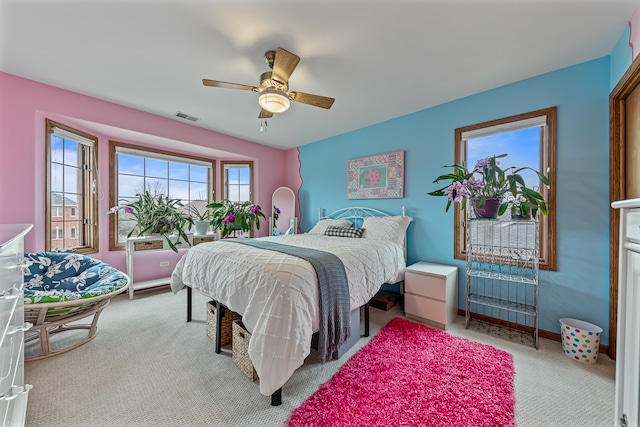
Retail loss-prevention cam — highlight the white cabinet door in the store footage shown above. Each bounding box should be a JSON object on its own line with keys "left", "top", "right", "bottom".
{"left": 616, "top": 243, "right": 640, "bottom": 427}
{"left": 612, "top": 200, "right": 640, "bottom": 427}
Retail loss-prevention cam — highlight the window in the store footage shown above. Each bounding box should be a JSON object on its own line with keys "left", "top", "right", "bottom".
{"left": 109, "top": 141, "right": 215, "bottom": 250}
{"left": 221, "top": 161, "right": 253, "bottom": 202}
{"left": 70, "top": 227, "right": 77, "bottom": 239}
{"left": 46, "top": 119, "right": 98, "bottom": 254}
{"left": 51, "top": 227, "right": 63, "bottom": 240}
{"left": 453, "top": 107, "right": 557, "bottom": 270}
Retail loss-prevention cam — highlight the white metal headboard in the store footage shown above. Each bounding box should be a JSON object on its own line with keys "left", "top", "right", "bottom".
{"left": 318, "top": 206, "right": 407, "bottom": 227}
{"left": 317, "top": 206, "right": 409, "bottom": 261}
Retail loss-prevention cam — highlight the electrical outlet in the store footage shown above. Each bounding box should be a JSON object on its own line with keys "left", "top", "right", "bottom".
{"left": 160, "top": 261, "right": 170, "bottom": 267}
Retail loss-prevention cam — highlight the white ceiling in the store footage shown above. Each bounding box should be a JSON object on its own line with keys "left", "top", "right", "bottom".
{"left": 1, "top": 0, "right": 638, "bottom": 150}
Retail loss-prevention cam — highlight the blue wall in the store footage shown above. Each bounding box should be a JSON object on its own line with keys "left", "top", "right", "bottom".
{"left": 610, "top": 25, "right": 632, "bottom": 91}
{"left": 299, "top": 57, "right": 612, "bottom": 344}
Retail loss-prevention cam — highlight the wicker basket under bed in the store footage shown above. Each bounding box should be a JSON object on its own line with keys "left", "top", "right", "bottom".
{"left": 205, "top": 300, "right": 242, "bottom": 347}
{"left": 232, "top": 320, "right": 258, "bottom": 381}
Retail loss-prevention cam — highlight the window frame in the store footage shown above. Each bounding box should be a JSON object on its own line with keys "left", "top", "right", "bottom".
{"left": 51, "top": 227, "right": 63, "bottom": 240}
{"left": 45, "top": 119, "right": 99, "bottom": 254}
{"left": 220, "top": 161, "right": 254, "bottom": 203}
{"left": 108, "top": 141, "right": 216, "bottom": 251}
{"left": 453, "top": 107, "right": 557, "bottom": 271}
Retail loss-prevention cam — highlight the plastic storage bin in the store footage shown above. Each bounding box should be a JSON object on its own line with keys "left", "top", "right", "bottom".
{"left": 559, "top": 318, "right": 602, "bottom": 363}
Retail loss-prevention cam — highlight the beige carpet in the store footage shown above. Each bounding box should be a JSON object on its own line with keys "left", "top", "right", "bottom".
{"left": 24, "top": 287, "right": 615, "bottom": 427}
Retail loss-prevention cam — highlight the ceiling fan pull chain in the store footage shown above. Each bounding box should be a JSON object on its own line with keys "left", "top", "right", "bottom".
{"left": 260, "top": 119, "right": 268, "bottom": 132}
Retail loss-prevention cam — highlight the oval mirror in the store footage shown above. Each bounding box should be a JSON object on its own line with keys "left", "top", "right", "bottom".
{"left": 271, "top": 186, "right": 297, "bottom": 236}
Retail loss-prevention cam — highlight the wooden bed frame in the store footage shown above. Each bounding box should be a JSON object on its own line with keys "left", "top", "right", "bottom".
{"left": 183, "top": 206, "right": 408, "bottom": 406}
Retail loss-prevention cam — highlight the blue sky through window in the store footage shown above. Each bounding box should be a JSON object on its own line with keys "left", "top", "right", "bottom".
{"left": 468, "top": 126, "right": 542, "bottom": 191}
{"left": 117, "top": 153, "right": 209, "bottom": 202}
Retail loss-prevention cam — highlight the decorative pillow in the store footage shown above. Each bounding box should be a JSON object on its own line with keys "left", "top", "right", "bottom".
{"left": 361, "top": 216, "right": 413, "bottom": 246}
{"left": 324, "top": 225, "right": 365, "bottom": 238}
{"left": 308, "top": 219, "right": 353, "bottom": 235}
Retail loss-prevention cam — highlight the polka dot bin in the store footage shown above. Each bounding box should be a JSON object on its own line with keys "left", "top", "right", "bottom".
{"left": 559, "top": 318, "right": 602, "bottom": 364}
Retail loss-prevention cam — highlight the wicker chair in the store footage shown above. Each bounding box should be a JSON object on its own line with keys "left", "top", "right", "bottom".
{"left": 22, "top": 252, "right": 129, "bottom": 361}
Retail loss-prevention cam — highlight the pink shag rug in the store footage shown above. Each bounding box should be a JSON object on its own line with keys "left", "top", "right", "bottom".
{"left": 288, "top": 317, "right": 515, "bottom": 427}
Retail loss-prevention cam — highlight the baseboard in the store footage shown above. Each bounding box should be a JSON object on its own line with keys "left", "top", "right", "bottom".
{"left": 456, "top": 309, "right": 610, "bottom": 355}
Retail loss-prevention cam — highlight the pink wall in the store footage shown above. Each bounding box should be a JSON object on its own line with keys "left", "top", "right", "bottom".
{"left": 0, "top": 71, "right": 300, "bottom": 282}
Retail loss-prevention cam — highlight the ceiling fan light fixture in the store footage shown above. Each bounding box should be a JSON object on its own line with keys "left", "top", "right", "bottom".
{"left": 258, "top": 89, "right": 290, "bottom": 113}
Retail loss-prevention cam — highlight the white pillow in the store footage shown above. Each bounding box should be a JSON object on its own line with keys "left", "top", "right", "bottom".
{"left": 308, "top": 219, "right": 353, "bottom": 235}
{"left": 361, "top": 216, "right": 413, "bottom": 246}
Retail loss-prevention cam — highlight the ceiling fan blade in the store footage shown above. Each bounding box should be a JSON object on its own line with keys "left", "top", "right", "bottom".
{"left": 290, "top": 92, "right": 335, "bottom": 109}
{"left": 272, "top": 48, "right": 300, "bottom": 84}
{"left": 202, "top": 79, "right": 257, "bottom": 91}
{"left": 258, "top": 109, "right": 273, "bottom": 119}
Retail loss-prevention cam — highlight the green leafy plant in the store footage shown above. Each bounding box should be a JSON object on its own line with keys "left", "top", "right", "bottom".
{"left": 185, "top": 203, "right": 213, "bottom": 221}
{"left": 106, "top": 191, "right": 191, "bottom": 252}
{"left": 272, "top": 205, "right": 280, "bottom": 228}
{"left": 185, "top": 202, "right": 213, "bottom": 235}
{"left": 428, "top": 153, "right": 549, "bottom": 218}
{"left": 207, "top": 200, "right": 266, "bottom": 239}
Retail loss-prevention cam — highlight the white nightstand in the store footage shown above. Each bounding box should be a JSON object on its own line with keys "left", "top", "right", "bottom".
{"left": 404, "top": 261, "right": 458, "bottom": 329}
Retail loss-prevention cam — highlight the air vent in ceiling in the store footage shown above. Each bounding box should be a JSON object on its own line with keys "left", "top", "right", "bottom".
{"left": 174, "top": 111, "right": 200, "bottom": 122}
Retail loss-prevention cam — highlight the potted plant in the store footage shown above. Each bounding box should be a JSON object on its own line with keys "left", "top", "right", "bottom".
{"left": 272, "top": 205, "right": 282, "bottom": 236}
{"left": 428, "top": 153, "right": 549, "bottom": 219}
{"left": 206, "top": 200, "right": 266, "bottom": 239}
{"left": 106, "top": 191, "right": 192, "bottom": 252}
{"left": 509, "top": 187, "right": 548, "bottom": 220}
{"left": 186, "top": 203, "right": 213, "bottom": 235}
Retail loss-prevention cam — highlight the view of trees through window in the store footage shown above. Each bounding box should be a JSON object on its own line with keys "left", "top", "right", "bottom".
{"left": 112, "top": 144, "right": 213, "bottom": 245}
{"left": 222, "top": 162, "right": 252, "bottom": 202}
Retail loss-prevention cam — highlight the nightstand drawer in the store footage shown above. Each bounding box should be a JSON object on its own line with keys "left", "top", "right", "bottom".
{"left": 405, "top": 271, "right": 447, "bottom": 300}
{"left": 193, "top": 235, "right": 217, "bottom": 246}
{"left": 405, "top": 294, "right": 447, "bottom": 326}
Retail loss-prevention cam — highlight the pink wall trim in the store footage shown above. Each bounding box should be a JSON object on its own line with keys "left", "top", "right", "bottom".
{"left": 0, "top": 71, "right": 300, "bottom": 283}
{"left": 631, "top": 5, "right": 640, "bottom": 60}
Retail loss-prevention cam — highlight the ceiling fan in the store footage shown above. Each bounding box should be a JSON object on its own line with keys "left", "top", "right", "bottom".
{"left": 202, "top": 47, "right": 335, "bottom": 120}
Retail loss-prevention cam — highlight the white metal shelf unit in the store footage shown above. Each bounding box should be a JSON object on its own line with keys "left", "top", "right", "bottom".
{"left": 466, "top": 219, "right": 539, "bottom": 348}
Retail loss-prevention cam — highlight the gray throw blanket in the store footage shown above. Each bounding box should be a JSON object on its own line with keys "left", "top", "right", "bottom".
{"left": 227, "top": 239, "right": 351, "bottom": 362}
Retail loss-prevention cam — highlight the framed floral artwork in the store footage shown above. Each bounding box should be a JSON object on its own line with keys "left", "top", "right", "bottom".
{"left": 347, "top": 151, "right": 404, "bottom": 199}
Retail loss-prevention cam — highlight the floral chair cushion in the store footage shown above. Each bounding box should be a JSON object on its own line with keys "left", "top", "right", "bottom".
{"left": 23, "top": 252, "right": 128, "bottom": 304}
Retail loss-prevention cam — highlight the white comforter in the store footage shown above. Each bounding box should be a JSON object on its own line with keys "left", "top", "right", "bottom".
{"left": 170, "top": 234, "right": 405, "bottom": 396}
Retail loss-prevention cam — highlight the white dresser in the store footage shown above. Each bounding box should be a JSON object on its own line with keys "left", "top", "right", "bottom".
{"left": 612, "top": 199, "right": 640, "bottom": 427}
{"left": 0, "top": 224, "right": 33, "bottom": 427}
{"left": 404, "top": 261, "right": 458, "bottom": 329}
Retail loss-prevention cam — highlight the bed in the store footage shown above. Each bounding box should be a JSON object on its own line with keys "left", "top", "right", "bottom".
{"left": 170, "top": 206, "right": 411, "bottom": 405}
